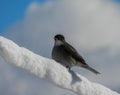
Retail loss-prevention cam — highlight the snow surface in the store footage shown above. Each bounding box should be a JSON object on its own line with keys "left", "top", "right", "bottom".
{"left": 0, "top": 36, "right": 119, "bottom": 95}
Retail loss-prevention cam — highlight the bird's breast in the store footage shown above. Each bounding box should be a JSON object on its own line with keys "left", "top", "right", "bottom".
{"left": 52, "top": 46, "right": 66, "bottom": 60}
{"left": 52, "top": 46, "right": 77, "bottom": 66}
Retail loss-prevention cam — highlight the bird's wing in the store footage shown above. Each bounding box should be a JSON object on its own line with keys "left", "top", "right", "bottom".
{"left": 62, "top": 42, "right": 86, "bottom": 65}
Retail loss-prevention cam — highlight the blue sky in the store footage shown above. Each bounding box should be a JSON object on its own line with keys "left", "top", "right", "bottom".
{"left": 114, "top": 0, "right": 120, "bottom": 2}
{"left": 0, "top": 0, "right": 120, "bottom": 95}
{"left": 0, "top": 0, "right": 47, "bottom": 34}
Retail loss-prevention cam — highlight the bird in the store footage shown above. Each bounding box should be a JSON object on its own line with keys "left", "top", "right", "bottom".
{"left": 52, "top": 34, "right": 100, "bottom": 74}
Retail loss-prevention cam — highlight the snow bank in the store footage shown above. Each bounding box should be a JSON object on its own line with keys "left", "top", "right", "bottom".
{"left": 0, "top": 36, "right": 119, "bottom": 95}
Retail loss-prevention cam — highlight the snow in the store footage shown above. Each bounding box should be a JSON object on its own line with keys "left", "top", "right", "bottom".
{"left": 0, "top": 36, "right": 119, "bottom": 95}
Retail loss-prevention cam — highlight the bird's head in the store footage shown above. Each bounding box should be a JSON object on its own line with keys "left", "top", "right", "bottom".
{"left": 54, "top": 34, "right": 65, "bottom": 46}
{"left": 54, "top": 34, "right": 65, "bottom": 41}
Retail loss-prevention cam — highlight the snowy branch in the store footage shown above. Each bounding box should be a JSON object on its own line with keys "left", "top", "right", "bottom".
{"left": 0, "top": 36, "right": 119, "bottom": 95}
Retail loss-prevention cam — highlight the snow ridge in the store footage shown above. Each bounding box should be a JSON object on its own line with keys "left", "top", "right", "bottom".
{"left": 0, "top": 36, "right": 119, "bottom": 95}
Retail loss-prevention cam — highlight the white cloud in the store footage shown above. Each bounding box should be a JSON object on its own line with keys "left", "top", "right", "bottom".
{"left": 4, "top": 0, "right": 120, "bottom": 55}
{"left": 2, "top": 0, "right": 120, "bottom": 94}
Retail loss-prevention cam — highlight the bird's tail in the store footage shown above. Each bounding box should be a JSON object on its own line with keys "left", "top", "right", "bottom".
{"left": 82, "top": 65, "right": 100, "bottom": 75}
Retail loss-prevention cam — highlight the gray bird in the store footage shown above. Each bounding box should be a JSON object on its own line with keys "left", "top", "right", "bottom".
{"left": 52, "top": 34, "right": 100, "bottom": 74}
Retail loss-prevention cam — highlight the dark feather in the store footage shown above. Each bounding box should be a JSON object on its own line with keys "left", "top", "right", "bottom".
{"left": 61, "top": 42, "right": 87, "bottom": 65}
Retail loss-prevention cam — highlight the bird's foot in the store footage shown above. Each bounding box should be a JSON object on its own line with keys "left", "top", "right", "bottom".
{"left": 66, "top": 66, "right": 71, "bottom": 71}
